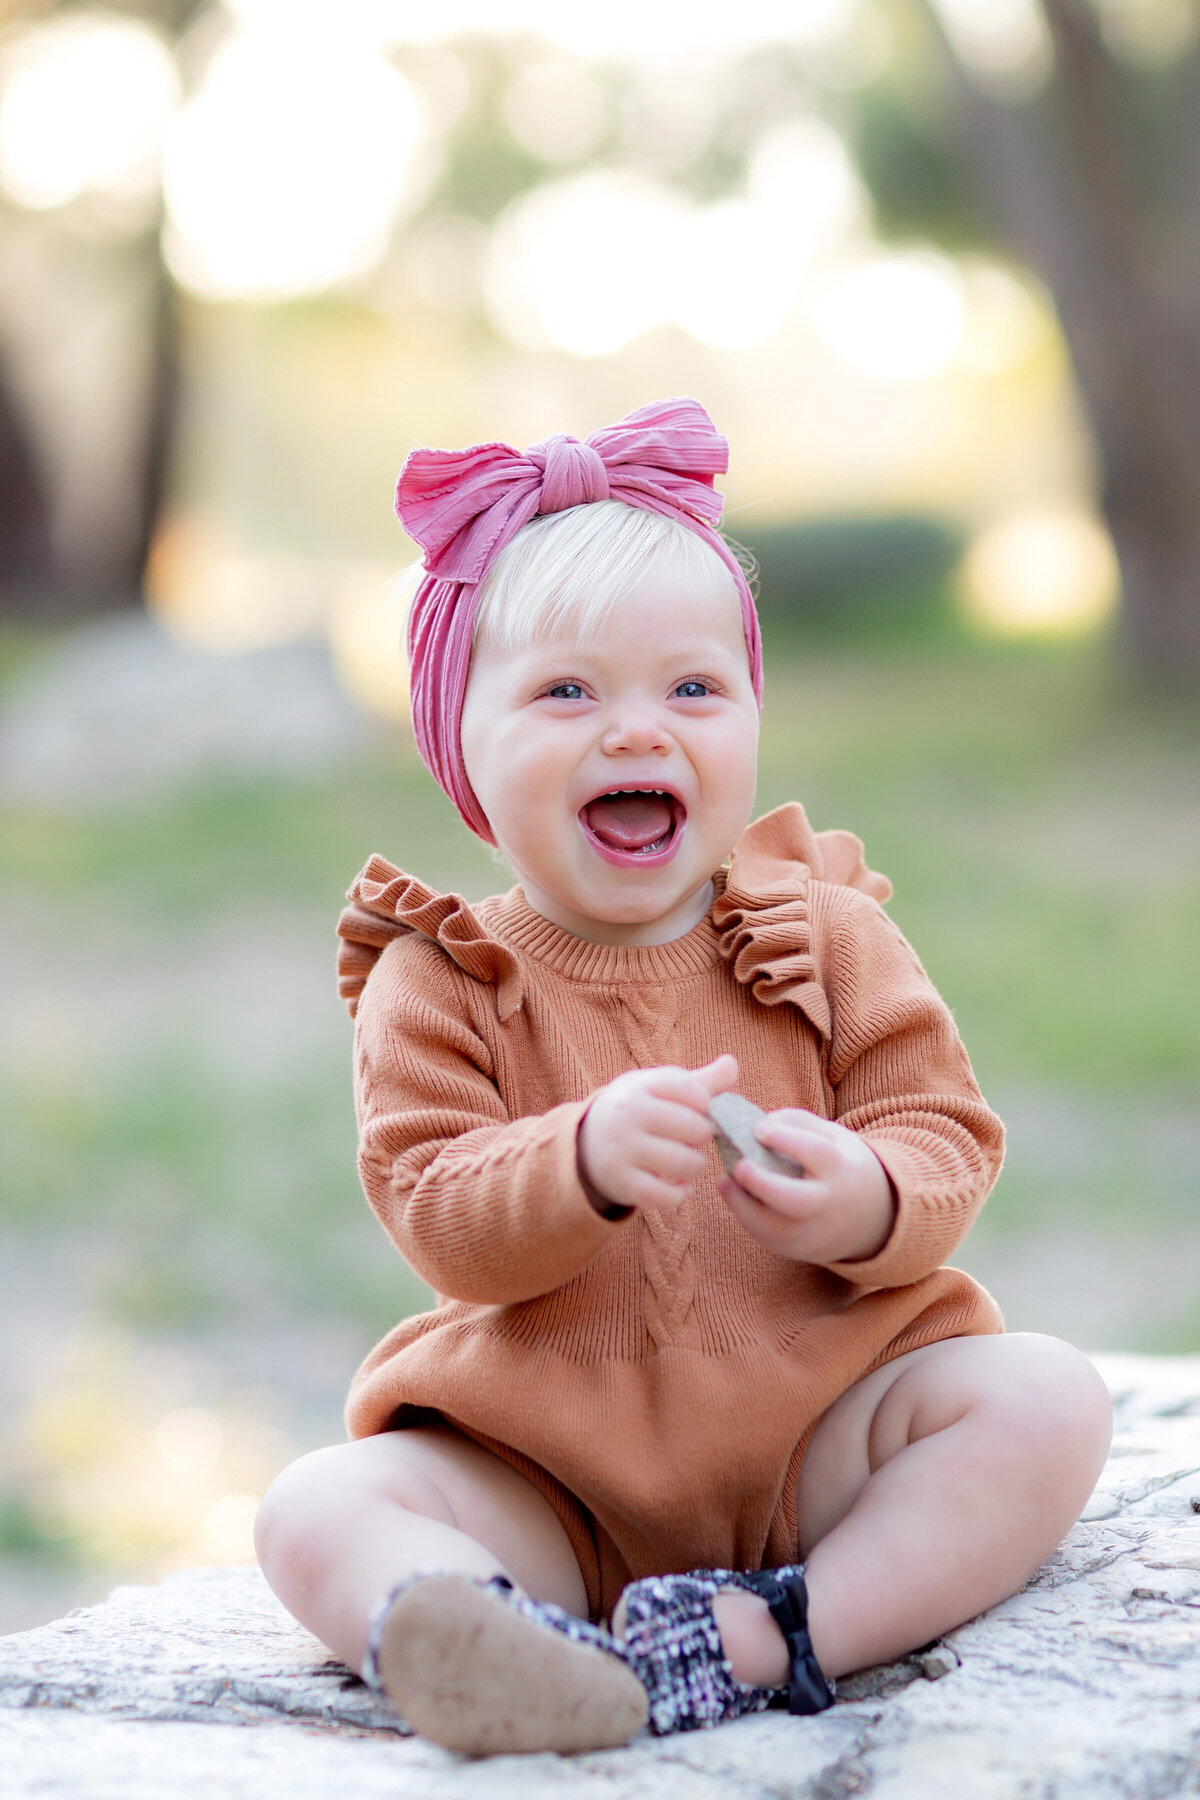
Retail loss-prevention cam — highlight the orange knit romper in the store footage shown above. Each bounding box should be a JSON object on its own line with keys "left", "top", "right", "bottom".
{"left": 335, "top": 802, "right": 1005, "bottom": 1622}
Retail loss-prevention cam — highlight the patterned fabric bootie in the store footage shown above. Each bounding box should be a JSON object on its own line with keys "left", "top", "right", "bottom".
{"left": 360, "top": 1567, "right": 649, "bottom": 1757}
{"left": 614, "top": 1562, "right": 836, "bottom": 1736}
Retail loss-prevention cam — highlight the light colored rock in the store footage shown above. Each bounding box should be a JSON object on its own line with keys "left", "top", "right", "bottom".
{"left": 3, "top": 1354, "right": 1200, "bottom": 1797}
{"left": 708, "top": 1091, "right": 803, "bottom": 1179}
{"left": 0, "top": 613, "right": 368, "bottom": 808}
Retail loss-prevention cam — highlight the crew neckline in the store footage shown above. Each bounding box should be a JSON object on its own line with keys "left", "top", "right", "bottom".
{"left": 481, "top": 869, "right": 729, "bottom": 984}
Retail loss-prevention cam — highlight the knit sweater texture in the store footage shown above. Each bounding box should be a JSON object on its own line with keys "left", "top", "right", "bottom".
{"left": 335, "top": 802, "right": 1005, "bottom": 1617}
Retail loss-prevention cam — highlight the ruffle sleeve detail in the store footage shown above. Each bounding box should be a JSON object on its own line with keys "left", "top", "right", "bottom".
{"left": 337, "top": 854, "right": 524, "bottom": 1022}
{"left": 712, "top": 803, "right": 892, "bottom": 1040}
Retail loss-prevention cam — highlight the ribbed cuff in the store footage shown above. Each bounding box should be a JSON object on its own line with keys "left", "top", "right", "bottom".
{"left": 822, "top": 1137, "right": 958, "bottom": 1289}
{"left": 575, "top": 1102, "right": 635, "bottom": 1223}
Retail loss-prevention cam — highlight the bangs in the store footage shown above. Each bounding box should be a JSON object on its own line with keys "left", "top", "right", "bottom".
{"left": 470, "top": 499, "right": 739, "bottom": 655}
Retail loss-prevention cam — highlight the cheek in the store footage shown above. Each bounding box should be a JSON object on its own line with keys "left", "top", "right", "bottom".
{"left": 461, "top": 709, "right": 574, "bottom": 846}
{"left": 702, "top": 713, "right": 759, "bottom": 797}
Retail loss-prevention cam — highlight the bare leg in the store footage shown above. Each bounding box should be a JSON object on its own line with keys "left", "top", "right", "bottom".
{"left": 686, "top": 1334, "right": 1113, "bottom": 1685}
{"left": 254, "top": 1423, "right": 589, "bottom": 1673}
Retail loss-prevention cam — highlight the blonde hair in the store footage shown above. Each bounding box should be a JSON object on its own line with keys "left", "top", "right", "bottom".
{"left": 469, "top": 499, "right": 740, "bottom": 654}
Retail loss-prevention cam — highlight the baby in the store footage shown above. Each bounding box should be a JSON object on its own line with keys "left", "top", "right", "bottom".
{"left": 255, "top": 398, "right": 1112, "bottom": 1757}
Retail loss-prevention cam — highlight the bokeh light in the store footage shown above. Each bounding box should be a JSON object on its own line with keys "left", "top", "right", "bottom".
{"left": 1095, "top": 0, "right": 1197, "bottom": 67}
{"left": 11, "top": 1332, "right": 295, "bottom": 1578}
{"left": 501, "top": 59, "right": 610, "bottom": 164}
{"left": 201, "top": 1493, "right": 260, "bottom": 1562}
{"left": 927, "top": 0, "right": 1052, "bottom": 97}
{"left": 363, "top": 0, "right": 866, "bottom": 61}
{"left": 486, "top": 169, "right": 683, "bottom": 355}
{"left": 745, "top": 117, "right": 866, "bottom": 253}
{"left": 0, "top": 10, "right": 178, "bottom": 216}
{"left": 145, "top": 514, "right": 330, "bottom": 653}
{"left": 811, "top": 252, "right": 966, "bottom": 381}
{"left": 162, "top": 21, "right": 426, "bottom": 300}
{"left": 329, "top": 564, "right": 416, "bottom": 722}
{"left": 953, "top": 261, "right": 1051, "bottom": 376}
{"left": 486, "top": 116, "right": 867, "bottom": 356}
{"left": 675, "top": 201, "right": 798, "bottom": 348}
{"left": 958, "top": 509, "right": 1121, "bottom": 636}
{"left": 155, "top": 1409, "right": 226, "bottom": 1479}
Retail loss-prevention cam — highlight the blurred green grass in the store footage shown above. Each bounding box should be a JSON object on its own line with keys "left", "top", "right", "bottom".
{"left": 755, "top": 627, "right": 1200, "bottom": 1096}
{"left": 1, "top": 624, "right": 1198, "bottom": 1352}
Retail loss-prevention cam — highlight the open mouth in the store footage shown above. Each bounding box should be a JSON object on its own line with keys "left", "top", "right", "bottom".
{"left": 578, "top": 786, "right": 687, "bottom": 869}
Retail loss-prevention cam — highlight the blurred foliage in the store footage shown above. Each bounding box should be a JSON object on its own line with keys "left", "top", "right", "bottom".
{"left": 846, "top": 81, "right": 985, "bottom": 251}
{"left": 418, "top": 42, "right": 545, "bottom": 223}
{"left": 0, "top": 1493, "right": 73, "bottom": 1563}
{"left": 736, "top": 514, "right": 964, "bottom": 640}
{"left": 0, "top": 1037, "right": 432, "bottom": 1334}
{"left": 846, "top": 3, "right": 1200, "bottom": 255}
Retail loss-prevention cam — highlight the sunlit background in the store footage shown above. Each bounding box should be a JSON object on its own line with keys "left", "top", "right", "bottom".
{"left": 0, "top": 0, "right": 1197, "bottom": 1634}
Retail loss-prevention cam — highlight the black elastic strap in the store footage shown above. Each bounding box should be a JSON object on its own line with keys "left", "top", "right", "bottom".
{"left": 742, "top": 1568, "right": 835, "bottom": 1715}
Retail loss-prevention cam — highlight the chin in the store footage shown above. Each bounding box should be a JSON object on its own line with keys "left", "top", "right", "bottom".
{"left": 589, "top": 894, "right": 677, "bottom": 925}
{"left": 583, "top": 873, "right": 698, "bottom": 922}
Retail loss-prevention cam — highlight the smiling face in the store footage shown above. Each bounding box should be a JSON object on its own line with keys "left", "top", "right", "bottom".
{"left": 460, "top": 550, "right": 760, "bottom": 945}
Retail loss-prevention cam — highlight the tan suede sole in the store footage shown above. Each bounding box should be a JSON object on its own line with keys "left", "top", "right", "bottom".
{"left": 376, "top": 1575, "right": 650, "bottom": 1757}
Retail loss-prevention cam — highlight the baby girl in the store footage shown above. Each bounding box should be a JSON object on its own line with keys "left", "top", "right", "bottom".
{"left": 255, "top": 398, "right": 1112, "bottom": 1757}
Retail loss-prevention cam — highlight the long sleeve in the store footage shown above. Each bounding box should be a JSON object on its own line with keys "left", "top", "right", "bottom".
{"left": 353, "top": 936, "right": 624, "bottom": 1304}
{"left": 814, "top": 886, "right": 1005, "bottom": 1288}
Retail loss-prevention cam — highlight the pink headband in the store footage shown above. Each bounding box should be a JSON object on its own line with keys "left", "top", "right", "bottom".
{"left": 397, "top": 395, "right": 763, "bottom": 844}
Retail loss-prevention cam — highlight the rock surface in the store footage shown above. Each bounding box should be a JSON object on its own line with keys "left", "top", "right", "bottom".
{"left": 0, "top": 613, "right": 368, "bottom": 808}
{"left": 3, "top": 1353, "right": 1200, "bottom": 1798}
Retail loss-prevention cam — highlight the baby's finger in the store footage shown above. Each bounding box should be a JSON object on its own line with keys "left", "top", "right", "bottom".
{"left": 755, "top": 1121, "right": 838, "bottom": 1176}
{"left": 762, "top": 1106, "right": 834, "bottom": 1134}
{"left": 637, "top": 1098, "right": 717, "bottom": 1149}
{"left": 693, "top": 1054, "right": 739, "bottom": 1098}
{"left": 719, "top": 1175, "right": 800, "bottom": 1251}
{"left": 637, "top": 1136, "right": 708, "bottom": 1184}
{"left": 732, "top": 1156, "right": 825, "bottom": 1220}
{"left": 645, "top": 1061, "right": 732, "bottom": 1116}
{"left": 628, "top": 1169, "right": 689, "bottom": 1213}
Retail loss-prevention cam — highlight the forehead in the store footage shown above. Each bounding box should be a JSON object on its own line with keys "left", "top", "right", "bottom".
{"left": 467, "top": 573, "right": 752, "bottom": 694}
{"left": 528, "top": 576, "right": 744, "bottom": 669}
{"left": 473, "top": 501, "right": 745, "bottom": 636}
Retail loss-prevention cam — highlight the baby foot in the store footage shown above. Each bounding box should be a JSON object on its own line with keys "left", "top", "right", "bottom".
{"left": 367, "top": 1569, "right": 648, "bottom": 1756}
{"left": 612, "top": 1565, "right": 834, "bottom": 1734}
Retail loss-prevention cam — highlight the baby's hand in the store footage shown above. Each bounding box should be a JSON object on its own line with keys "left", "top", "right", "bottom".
{"left": 719, "top": 1108, "right": 896, "bottom": 1265}
{"left": 578, "top": 1055, "right": 738, "bottom": 1215}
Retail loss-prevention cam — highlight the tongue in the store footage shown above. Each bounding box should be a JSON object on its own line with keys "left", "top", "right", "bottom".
{"left": 583, "top": 792, "right": 674, "bottom": 851}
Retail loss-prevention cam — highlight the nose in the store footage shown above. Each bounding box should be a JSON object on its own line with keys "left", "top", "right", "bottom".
{"left": 600, "top": 703, "right": 672, "bottom": 759}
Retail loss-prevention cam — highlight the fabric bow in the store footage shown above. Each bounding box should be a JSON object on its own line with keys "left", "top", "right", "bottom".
{"left": 396, "top": 396, "right": 763, "bottom": 844}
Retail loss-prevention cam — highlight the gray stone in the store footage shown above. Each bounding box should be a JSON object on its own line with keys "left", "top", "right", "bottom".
{"left": 708, "top": 1091, "right": 804, "bottom": 1180}
{"left": 0, "top": 613, "right": 369, "bottom": 808}
{"left": 3, "top": 1354, "right": 1200, "bottom": 1796}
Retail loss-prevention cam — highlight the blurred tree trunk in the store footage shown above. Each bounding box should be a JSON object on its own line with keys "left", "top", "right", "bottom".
{"left": 927, "top": 0, "right": 1200, "bottom": 684}
{"left": 0, "top": 0, "right": 193, "bottom": 623}
{"left": 0, "top": 227, "right": 181, "bottom": 622}
{"left": 129, "top": 241, "right": 181, "bottom": 591}
{"left": 0, "top": 354, "right": 52, "bottom": 594}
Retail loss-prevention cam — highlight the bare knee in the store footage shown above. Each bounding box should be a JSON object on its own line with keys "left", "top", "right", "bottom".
{"left": 875, "top": 1333, "right": 1112, "bottom": 1512}
{"left": 255, "top": 1436, "right": 453, "bottom": 1588}
{"left": 984, "top": 1334, "right": 1113, "bottom": 1493}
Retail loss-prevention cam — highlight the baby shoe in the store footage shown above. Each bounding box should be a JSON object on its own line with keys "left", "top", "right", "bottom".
{"left": 613, "top": 1562, "right": 835, "bottom": 1736}
{"left": 361, "top": 1567, "right": 649, "bottom": 1757}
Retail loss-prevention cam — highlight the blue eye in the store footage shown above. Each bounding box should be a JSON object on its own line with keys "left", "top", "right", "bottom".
{"left": 675, "top": 680, "right": 710, "bottom": 698}
{"left": 547, "top": 681, "right": 585, "bottom": 700}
